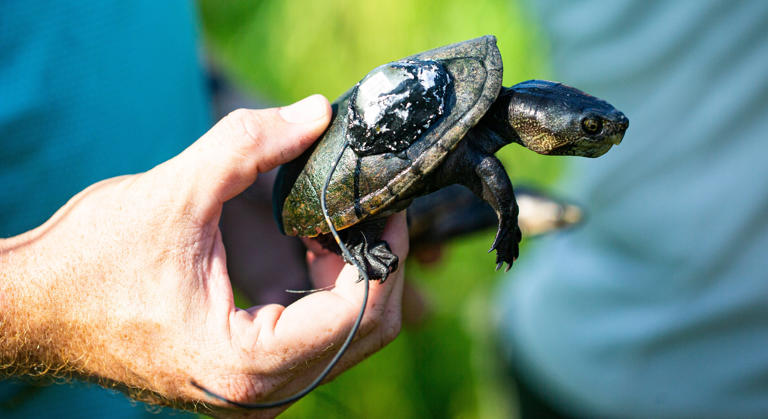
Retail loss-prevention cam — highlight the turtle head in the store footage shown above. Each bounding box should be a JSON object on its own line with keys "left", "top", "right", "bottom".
{"left": 496, "top": 80, "right": 628, "bottom": 157}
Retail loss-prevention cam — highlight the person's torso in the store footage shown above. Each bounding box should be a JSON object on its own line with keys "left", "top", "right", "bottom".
{"left": 498, "top": 1, "right": 768, "bottom": 417}
{"left": 0, "top": 2, "right": 210, "bottom": 417}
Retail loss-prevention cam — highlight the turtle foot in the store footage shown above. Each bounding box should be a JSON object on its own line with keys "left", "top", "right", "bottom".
{"left": 345, "top": 235, "right": 399, "bottom": 282}
{"left": 488, "top": 221, "right": 521, "bottom": 272}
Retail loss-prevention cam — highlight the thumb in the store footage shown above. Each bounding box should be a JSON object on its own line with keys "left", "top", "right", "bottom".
{"left": 174, "top": 94, "right": 331, "bottom": 214}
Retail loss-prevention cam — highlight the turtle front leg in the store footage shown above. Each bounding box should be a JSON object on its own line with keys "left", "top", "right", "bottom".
{"left": 426, "top": 141, "right": 521, "bottom": 271}
{"left": 471, "top": 155, "right": 521, "bottom": 271}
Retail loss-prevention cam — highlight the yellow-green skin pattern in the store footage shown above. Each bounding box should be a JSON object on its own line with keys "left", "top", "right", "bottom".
{"left": 276, "top": 36, "right": 503, "bottom": 237}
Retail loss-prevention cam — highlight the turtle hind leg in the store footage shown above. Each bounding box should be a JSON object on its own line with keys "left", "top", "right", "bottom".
{"left": 316, "top": 218, "right": 399, "bottom": 282}
{"left": 341, "top": 218, "right": 399, "bottom": 282}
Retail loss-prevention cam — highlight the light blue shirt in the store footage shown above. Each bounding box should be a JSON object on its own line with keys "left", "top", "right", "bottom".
{"left": 498, "top": 1, "right": 768, "bottom": 418}
{"left": 1, "top": 1, "right": 210, "bottom": 416}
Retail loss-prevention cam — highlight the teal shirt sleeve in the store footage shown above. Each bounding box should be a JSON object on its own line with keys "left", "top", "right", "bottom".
{"left": 497, "top": 1, "right": 768, "bottom": 418}
{"left": 0, "top": 1, "right": 211, "bottom": 236}
{"left": 0, "top": 1, "right": 210, "bottom": 417}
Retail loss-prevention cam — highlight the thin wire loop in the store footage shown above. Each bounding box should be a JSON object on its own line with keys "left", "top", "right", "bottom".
{"left": 190, "top": 143, "right": 372, "bottom": 409}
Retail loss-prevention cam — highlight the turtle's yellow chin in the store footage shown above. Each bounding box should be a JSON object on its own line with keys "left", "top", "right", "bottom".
{"left": 607, "top": 133, "right": 624, "bottom": 146}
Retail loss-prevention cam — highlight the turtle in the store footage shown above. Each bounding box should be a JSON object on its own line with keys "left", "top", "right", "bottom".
{"left": 273, "top": 35, "right": 628, "bottom": 281}
{"left": 191, "top": 35, "right": 629, "bottom": 410}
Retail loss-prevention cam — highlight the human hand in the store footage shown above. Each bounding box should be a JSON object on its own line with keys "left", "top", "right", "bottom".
{"left": 0, "top": 95, "right": 408, "bottom": 417}
{"left": 220, "top": 173, "right": 310, "bottom": 307}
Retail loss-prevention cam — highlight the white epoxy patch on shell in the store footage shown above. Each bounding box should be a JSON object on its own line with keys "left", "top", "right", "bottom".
{"left": 347, "top": 59, "right": 452, "bottom": 155}
{"left": 417, "top": 64, "right": 440, "bottom": 90}
{"left": 355, "top": 61, "right": 446, "bottom": 131}
{"left": 357, "top": 68, "right": 409, "bottom": 128}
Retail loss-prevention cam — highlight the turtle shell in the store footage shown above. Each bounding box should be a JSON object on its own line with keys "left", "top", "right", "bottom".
{"left": 274, "top": 35, "right": 503, "bottom": 237}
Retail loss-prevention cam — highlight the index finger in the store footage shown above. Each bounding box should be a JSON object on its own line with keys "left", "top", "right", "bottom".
{"left": 251, "top": 212, "right": 407, "bottom": 369}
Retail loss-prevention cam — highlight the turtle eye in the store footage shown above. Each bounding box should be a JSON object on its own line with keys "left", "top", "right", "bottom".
{"left": 581, "top": 117, "right": 602, "bottom": 135}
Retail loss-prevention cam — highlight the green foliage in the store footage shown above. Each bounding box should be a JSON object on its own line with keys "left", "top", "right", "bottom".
{"left": 200, "top": 0, "right": 545, "bottom": 100}
{"left": 198, "top": 1, "right": 561, "bottom": 417}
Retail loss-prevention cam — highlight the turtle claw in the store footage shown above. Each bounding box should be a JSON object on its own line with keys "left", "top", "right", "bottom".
{"left": 495, "top": 261, "right": 513, "bottom": 272}
{"left": 489, "top": 234, "right": 501, "bottom": 253}
{"left": 490, "top": 221, "right": 521, "bottom": 272}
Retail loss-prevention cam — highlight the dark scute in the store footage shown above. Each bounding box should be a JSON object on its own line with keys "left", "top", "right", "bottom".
{"left": 346, "top": 59, "right": 453, "bottom": 156}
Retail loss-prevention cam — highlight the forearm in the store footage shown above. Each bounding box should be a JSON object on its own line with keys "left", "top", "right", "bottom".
{"left": 0, "top": 213, "right": 136, "bottom": 384}
{"left": 0, "top": 222, "right": 194, "bottom": 410}
{"left": 0, "top": 230, "right": 65, "bottom": 379}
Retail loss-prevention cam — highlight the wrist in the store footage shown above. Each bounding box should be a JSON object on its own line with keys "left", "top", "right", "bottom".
{"left": 0, "top": 232, "right": 59, "bottom": 378}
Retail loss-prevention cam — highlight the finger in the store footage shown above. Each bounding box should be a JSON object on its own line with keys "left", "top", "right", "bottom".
{"left": 381, "top": 211, "right": 409, "bottom": 260}
{"left": 317, "top": 276, "right": 403, "bottom": 379}
{"left": 169, "top": 95, "right": 331, "bottom": 216}
{"left": 256, "top": 269, "right": 405, "bottom": 398}
{"left": 303, "top": 211, "right": 409, "bottom": 290}
{"left": 302, "top": 211, "right": 408, "bottom": 320}
{"left": 305, "top": 245, "right": 345, "bottom": 290}
{"left": 240, "top": 212, "right": 408, "bottom": 369}
{"left": 321, "top": 213, "right": 407, "bottom": 328}
{"left": 324, "top": 252, "right": 405, "bottom": 371}
{"left": 271, "top": 241, "right": 407, "bottom": 393}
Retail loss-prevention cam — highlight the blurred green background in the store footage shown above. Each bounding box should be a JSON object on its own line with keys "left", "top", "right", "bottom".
{"left": 198, "top": 0, "right": 562, "bottom": 417}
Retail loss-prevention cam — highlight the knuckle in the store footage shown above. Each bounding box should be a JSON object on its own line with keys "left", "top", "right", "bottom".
{"left": 208, "top": 374, "right": 272, "bottom": 406}
{"left": 365, "top": 312, "right": 383, "bottom": 331}
{"left": 376, "top": 311, "right": 402, "bottom": 345}
{"left": 360, "top": 307, "right": 385, "bottom": 336}
{"left": 382, "top": 316, "right": 402, "bottom": 344}
{"left": 225, "top": 108, "right": 265, "bottom": 146}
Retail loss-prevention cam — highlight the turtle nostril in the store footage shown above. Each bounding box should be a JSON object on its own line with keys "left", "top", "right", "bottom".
{"left": 616, "top": 113, "right": 629, "bottom": 131}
